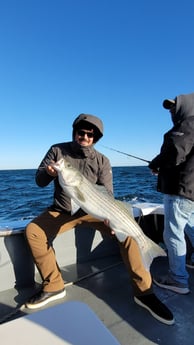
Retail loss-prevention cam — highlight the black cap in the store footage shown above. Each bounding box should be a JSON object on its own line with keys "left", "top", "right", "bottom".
{"left": 163, "top": 99, "right": 176, "bottom": 109}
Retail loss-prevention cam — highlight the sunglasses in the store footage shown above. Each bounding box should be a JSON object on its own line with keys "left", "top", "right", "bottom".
{"left": 77, "top": 129, "right": 94, "bottom": 138}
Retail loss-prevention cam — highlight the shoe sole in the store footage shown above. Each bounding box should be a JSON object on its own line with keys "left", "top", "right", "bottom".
{"left": 186, "top": 264, "right": 194, "bottom": 269}
{"left": 25, "top": 289, "right": 67, "bottom": 309}
{"left": 153, "top": 279, "right": 190, "bottom": 294}
{"left": 134, "top": 297, "right": 174, "bottom": 326}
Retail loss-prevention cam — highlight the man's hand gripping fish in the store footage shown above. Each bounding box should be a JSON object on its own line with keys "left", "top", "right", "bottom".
{"left": 52, "top": 158, "right": 166, "bottom": 271}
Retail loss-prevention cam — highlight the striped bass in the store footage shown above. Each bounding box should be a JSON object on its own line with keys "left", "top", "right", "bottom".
{"left": 52, "top": 158, "right": 166, "bottom": 271}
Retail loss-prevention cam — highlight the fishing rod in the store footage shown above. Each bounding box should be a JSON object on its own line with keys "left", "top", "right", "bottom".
{"left": 102, "top": 146, "right": 151, "bottom": 164}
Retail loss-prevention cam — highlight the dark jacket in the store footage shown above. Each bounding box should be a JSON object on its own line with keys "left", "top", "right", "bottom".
{"left": 36, "top": 141, "right": 113, "bottom": 212}
{"left": 149, "top": 92, "right": 194, "bottom": 201}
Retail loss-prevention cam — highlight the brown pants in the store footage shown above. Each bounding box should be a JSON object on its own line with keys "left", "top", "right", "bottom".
{"left": 25, "top": 209, "right": 153, "bottom": 296}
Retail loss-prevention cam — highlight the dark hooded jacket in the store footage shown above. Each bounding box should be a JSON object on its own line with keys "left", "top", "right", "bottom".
{"left": 35, "top": 114, "right": 113, "bottom": 212}
{"left": 149, "top": 92, "right": 194, "bottom": 201}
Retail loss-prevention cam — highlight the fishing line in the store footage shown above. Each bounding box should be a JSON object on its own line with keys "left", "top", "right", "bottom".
{"left": 101, "top": 146, "right": 150, "bottom": 164}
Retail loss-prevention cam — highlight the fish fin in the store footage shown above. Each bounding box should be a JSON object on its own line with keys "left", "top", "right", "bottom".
{"left": 70, "top": 199, "right": 80, "bottom": 215}
{"left": 70, "top": 186, "right": 86, "bottom": 215}
{"left": 74, "top": 187, "right": 86, "bottom": 202}
{"left": 95, "top": 185, "right": 114, "bottom": 197}
{"left": 115, "top": 200, "right": 134, "bottom": 218}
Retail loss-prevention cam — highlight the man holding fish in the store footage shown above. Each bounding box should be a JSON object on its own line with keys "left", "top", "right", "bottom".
{"left": 25, "top": 113, "right": 174, "bottom": 325}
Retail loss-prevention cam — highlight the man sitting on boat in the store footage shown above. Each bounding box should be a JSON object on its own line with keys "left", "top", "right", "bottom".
{"left": 25, "top": 113, "right": 174, "bottom": 325}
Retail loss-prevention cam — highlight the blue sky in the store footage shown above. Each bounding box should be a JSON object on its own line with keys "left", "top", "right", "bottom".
{"left": 1, "top": 0, "right": 194, "bottom": 169}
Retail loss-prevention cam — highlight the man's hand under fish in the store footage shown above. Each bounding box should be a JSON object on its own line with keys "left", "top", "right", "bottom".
{"left": 104, "top": 219, "right": 115, "bottom": 236}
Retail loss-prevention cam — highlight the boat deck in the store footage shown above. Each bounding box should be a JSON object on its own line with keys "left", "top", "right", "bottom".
{"left": 1, "top": 254, "right": 194, "bottom": 345}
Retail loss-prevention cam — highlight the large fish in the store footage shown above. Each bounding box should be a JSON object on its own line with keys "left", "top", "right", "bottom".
{"left": 52, "top": 158, "right": 166, "bottom": 271}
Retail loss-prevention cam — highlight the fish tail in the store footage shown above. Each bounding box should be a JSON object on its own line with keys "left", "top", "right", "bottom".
{"left": 139, "top": 237, "right": 166, "bottom": 272}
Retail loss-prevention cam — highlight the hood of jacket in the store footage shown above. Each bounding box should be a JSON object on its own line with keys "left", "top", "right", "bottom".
{"left": 174, "top": 92, "right": 194, "bottom": 124}
{"left": 72, "top": 113, "right": 103, "bottom": 143}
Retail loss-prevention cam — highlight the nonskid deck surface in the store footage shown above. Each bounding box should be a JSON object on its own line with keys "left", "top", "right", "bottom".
{"left": 1, "top": 256, "right": 194, "bottom": 345}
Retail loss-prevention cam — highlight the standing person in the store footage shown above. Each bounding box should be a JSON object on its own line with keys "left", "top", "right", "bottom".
{"left": 149, "top": 92, "right": 194, "bottom": 294}
{"left": 25, "top": 113, "right": 174, "bottom": 325}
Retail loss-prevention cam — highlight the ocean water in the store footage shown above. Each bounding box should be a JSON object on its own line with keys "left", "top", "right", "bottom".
{"left": 0, "top": 166, "right": 162, "bottom": 223}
